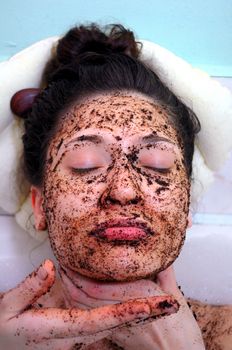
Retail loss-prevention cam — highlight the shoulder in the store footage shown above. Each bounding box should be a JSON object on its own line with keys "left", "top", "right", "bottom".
{"left": 188, "top": 298, "right": 232, "bottom": 350}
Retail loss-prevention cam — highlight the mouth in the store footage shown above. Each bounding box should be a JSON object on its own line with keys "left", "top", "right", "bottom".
{"left": 88, "top": 218, "right": 155, "bottom": 243}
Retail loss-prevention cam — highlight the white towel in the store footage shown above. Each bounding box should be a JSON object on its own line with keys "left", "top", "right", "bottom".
{"left": 0, "top": 37, "right": 231, "bottom": 240}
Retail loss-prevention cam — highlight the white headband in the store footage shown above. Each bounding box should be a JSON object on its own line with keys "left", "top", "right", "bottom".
{"left": 0, "top": 37, "right": 232, "bottom": 241}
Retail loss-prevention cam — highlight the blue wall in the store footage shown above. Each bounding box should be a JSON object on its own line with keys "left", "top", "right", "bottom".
{"left": 1, "top": 0, "right": 231, "bottom": 76}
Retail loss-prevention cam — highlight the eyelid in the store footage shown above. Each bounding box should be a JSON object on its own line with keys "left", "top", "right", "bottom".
{"left": 137, "top": 145, "right": 176, "bottom": 168}
{"left": 64, "top": 146, "right": 111, "bottom": 166}
{"left": 62, "top": 141, "right": 179, "bottom": 176}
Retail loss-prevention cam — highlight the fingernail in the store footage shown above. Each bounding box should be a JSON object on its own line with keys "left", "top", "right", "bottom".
{"left": 37, "top": 266, "right": 48, "bottom": 280}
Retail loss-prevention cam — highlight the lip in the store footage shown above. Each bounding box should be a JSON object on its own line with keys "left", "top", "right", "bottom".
{"left": 88, "top": 218, "right": 155, "bottom": 242}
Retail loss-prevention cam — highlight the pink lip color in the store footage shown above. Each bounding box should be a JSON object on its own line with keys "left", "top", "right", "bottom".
{"left": 89, "top": 218, "right": 154, "bottom": 242}
{"left": 99, "top": 226, "right": 147, "bottom": 241}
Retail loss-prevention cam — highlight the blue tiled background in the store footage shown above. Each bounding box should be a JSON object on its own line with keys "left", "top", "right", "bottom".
{"left": 0, "top": 0, "right": 232, "bottom": 76}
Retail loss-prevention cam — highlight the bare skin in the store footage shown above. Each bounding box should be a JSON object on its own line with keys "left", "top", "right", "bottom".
{"left": 33, "top": 265, "right": 232, "bottom": 350}
{"left": 32, "top": 264, "right": 205, "bottom": 350}
{"left": 0, "top": 260, "right": 179, "bottom": 349}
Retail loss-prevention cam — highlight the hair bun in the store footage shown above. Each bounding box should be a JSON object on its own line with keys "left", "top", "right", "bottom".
{"left": 43, "top": 23, "right": 142, "bottom": 84}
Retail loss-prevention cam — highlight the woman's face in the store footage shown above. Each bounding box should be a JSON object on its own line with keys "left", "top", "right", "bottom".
{"left": 41, "top": 90, "right": 190, "bottom": 281}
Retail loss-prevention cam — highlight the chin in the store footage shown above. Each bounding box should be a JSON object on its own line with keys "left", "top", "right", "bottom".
{"left": 54, "top": 233, "right": 186, "bottom": 282}
{"left": 66, "top": 256, "right": 174, "bottom": 282}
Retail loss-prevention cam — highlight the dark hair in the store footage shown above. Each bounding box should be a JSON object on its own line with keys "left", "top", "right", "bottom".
{"left": 16, "top": 22, "right": 200, "bottom": 187}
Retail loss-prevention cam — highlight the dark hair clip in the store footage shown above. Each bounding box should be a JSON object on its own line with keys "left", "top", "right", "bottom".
{"left": 10, "top": 88, "right": 41, "bottom": 118}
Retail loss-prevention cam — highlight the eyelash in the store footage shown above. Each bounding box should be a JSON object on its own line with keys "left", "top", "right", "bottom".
{"left": 71, "top": 167, "right": 100, "bottom": 174}
{"left": 71, "top": 166, "right": 171, "bottom": 177}
{"left": 143, "top": 166, "right": 171, "bottom": 174}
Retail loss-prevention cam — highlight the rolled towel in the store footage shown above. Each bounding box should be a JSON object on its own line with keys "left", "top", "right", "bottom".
{"left": 0, "top": 36, "right": 59, "bottom": 133}
{"left": 0, "top": 119, "right": 29, "bottom": 213}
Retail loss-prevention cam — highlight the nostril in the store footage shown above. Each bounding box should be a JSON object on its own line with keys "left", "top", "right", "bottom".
{"left": 105, "top": 197, "right": 121, "bottom": 205}
{"left": 98, "top": 193, "right": 141, "bottom": 207}
{"left": 98, "top": 193, "right": 121, "bottom": 207}
{"left": 128, "top": 196, "right": 141, "bottom": 205}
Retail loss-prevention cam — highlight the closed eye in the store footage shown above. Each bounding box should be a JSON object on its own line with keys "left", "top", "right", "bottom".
{"left": 71, "top": 167, "right": 101, "bottom": 174}
{"left": 143, "top": 166, "right": 171, "bottom": 174}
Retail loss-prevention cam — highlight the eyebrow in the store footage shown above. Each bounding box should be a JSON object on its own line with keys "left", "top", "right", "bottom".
{"left": 66, "top": 133, "right": 173, "bottom": 147}
{"left": 140, "top": 134, "right": 173, "bottom": 144}
{"left": 66, "top": 134, "right": 103, "bottom": 146}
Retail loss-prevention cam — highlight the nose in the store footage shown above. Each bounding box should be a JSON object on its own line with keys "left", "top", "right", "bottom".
{"left": 99, "top": 164, "right": 143, "bottom": 207}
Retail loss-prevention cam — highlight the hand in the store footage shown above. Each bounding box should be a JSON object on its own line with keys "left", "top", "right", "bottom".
{"left": 0, "top": 260, "right": 179, "bottom": 350}
{"left": 110, "top": 266, "right": 206, "bottom": 349}
{"left": 60, "top": 265, "right": 206, "bottom": 349}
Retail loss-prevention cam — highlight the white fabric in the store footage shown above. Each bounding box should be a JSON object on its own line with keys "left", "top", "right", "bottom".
{"left": 0, "top": 36, "right": 231, "bottom": 240}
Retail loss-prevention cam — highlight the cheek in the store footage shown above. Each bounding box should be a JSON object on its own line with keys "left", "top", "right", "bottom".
{"left": 144, "top": 176, "right": 189, "bottom": 205}
{"left": 142, "top": 174, "right": 190, "bottom": 231}
{"left": 43, "top": 170, "right": 107, "bottom": 224}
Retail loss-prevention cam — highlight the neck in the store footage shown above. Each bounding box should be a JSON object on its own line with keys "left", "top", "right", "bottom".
{"left": 58, "top": 264, "right": 161, "bottom": 310}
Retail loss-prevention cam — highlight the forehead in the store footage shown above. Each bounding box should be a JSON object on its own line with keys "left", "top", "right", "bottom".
{"left": 57, "top": 91, "right": 178, "bottom": 142}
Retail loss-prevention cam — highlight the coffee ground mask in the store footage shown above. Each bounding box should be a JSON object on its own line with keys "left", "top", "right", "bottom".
{"left": 42, "top": 91, "right": 190, "bottom": 281}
